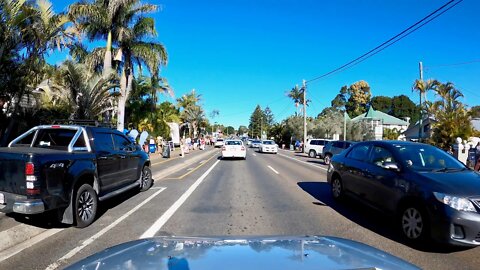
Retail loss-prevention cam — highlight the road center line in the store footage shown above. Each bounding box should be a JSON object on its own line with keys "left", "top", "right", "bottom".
{"left": 45, "top": 187, "right": 167, "bottom": 270}
{"left": 140, "top": 160, "right": 221, "bottom": 239}
{"left": 277, "top": 152, "right": 328, "bottom": 171}
{"left": 267, "top": 165, "right": 280, "bottom": 174}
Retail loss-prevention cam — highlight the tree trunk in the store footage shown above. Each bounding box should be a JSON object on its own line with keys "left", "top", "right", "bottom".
{"left": 103, "top": 31, "right": 113, "bottom": 78}
{"left": 117, "top": 68, "right": 127, "bottom": 131}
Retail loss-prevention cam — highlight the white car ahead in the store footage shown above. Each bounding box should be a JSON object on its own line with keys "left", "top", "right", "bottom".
{"left": 259, "top": 140, "right": 278, "bottom": 154}
{"left": 222, "top": 140, "right": 247, "bottom": 159}
{"left": 214, "top": 138, "right": 225, "bottom": 148}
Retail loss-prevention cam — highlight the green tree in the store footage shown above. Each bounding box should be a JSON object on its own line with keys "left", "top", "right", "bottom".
{"left": 238, "top": 125, "right": 248, "bottom": 135}
{"left": 248, "top": 105, "right": 266, "bottom": 138}
{"left": 69, "top": 0, "right": 168, "bottom": 131}
{"left": 391, "top": 95, "right": 419, "bottom": 125}
{"left": 345, "top": 80, "right": 371, "bottom": 117}
{"left": 383, "top": 128, "right": 400, "bottom": 140}
{"left": 183, "top": 105, "right": 205, "bottom": 137}
{"left": 428, "top": 82, "right": 473, "bottom": 150}
{"left": 370, "top": 96, "right": 392, "bottom": 113}
{"left": 47, "top": 61, "right": 118, "bottom": 120}
{"left": 471, "top": 106, "right": 480, "bottom": 118}
{"left": 330, "top": 85, "right": 347, "bottom": 111}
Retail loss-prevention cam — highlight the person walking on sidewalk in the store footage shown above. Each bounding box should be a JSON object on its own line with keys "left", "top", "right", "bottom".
{"left": 180, "top": 138, "right": 185, "bottom": 158}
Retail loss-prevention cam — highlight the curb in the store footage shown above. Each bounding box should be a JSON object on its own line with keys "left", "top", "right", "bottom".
{"left": 152, "top": 148, "right": 219, "bottom": 181}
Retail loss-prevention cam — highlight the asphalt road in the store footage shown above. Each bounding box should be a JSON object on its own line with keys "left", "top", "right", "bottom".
{"left": 1, "top": 146, "right": 479, "bottom": 269}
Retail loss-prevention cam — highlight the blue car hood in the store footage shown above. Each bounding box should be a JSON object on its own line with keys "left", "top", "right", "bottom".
{"left": 418, "top": 170, "right": 480, "bottom": 196}
{"left": 64, "top": 236, "right": 419, "bottom": 270}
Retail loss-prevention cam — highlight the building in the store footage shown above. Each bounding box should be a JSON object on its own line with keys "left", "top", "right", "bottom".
{"left": 349, "top": 106, "right": 410, "bottom": 140}
{"left": 402, "top": 117, "right": 436, "bottom": 141}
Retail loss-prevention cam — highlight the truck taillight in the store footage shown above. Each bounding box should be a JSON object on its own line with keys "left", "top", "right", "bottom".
{"left": 222, "top": 146, "right": 226, "bottom": 151}
{"left": 25, "top": 162, "right": 34, "bottom": 175}
{"left": 25, "top": 162, "right": 39, "bottom": 194}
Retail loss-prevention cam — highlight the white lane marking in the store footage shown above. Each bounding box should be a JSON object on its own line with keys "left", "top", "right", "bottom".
{"left": 45, "top": 187, "right": 167, "bottom": 270}
{"left": 141, "top": 160, "right": 221, "bottom": 239}
{"left": 278, "top": 153, "right": 328, "bottom": 171}
{"left": 0, "top": 228, "right": 63, "bottom": 262}
{"left": 252, "top": 153, "right": 257, "bottom": 156}
{"left": 186, "top": 168, "right": 194, "bottom": 171}
{"left": 267, "top": 165, "right": 279, "bottom": 174}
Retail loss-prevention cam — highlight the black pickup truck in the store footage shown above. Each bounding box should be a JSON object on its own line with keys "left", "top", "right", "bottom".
{"left": 0, "top": 124, "right": 152, "bottom": 227}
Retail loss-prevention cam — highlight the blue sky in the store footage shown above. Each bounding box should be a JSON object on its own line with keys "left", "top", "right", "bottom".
{"left": 50, "top": 0, "right": 480, "bottom": 128}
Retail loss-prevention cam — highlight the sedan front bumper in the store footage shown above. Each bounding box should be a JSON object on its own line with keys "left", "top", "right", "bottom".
{"left": 429, "top": 203, "right": 480, "bottom": 246}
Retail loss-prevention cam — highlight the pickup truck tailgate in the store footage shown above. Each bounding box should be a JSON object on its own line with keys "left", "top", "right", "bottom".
{"left": 0, "top": 152, "right": 27, "bottom": 195}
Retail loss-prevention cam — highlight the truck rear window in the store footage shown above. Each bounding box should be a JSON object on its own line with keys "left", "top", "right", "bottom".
{"left": 32, "top": 129, "right": 77, "bottom": 150}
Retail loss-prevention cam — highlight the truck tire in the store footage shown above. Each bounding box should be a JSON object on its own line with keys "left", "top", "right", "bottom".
{"left": 140, "top": 166, "right": 153, "bottom": 192}
{"left": 308, "top": 150, "right": 316, "bottom": 158}
{"left": 74, "top": 184, "right": 98, "bottom": 228}
{"left": 324, "top": 154, "right": 332, "bottom": 165}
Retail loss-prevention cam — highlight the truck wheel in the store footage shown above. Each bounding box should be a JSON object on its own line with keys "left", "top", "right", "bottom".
{"left": 140, "top": 166, "right": 153, "bottom": 192}
{"left": 308, "top": 150, "right": 316, "bottom": 158}
{"left": 74, "top": 184, "right": 98, "bottom": 228}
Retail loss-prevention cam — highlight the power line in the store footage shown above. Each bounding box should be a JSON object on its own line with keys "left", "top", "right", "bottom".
{"left": 425, "top": 59, "right": 480, "bottom": 69}
{"left": 306, "top": 0, "right": 462, "bottom": 84}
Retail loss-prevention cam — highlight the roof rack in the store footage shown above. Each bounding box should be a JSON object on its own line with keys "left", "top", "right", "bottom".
{"left": 52, "top": 119, "right": 115, "bottom": 128}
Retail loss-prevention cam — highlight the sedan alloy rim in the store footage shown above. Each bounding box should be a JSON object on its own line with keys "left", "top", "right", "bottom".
{"left": 332, "top": 179, "right": 341, "bottom": 197}
{"left": 78, "top": 191, "right": 94, "bottom": 221}
{"left": 402, "top": 208, "right": 423, "bottom": 239}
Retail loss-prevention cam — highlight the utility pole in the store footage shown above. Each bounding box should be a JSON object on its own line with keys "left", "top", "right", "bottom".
{"left": 302, "top": 79, "right": 307, "bottom": 153}
{"left": 418, "top": 61, "right": 423, "bottom": 142}
{"left": 343, "top": 111, "right": 347, "bottom": 141}
{"left": 260, "top": 116, "right": 263, "bottom": 140}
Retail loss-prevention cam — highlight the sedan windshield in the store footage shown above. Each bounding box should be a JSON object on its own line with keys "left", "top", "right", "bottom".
{"left": 395, "top": 144, "right": 465, "bottom": 172}
{"left": 262, "top": 141, "right": 274, "bottom": 145}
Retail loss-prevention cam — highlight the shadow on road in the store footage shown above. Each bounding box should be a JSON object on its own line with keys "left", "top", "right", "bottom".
{"left": 6, "top": 187, "right": 143, "bottom": 229}
{"left": 306, "top": 160, "right": 327, "bottom": 166}
{"left": 297, "top": 181, "right": 472, "bottom": 254}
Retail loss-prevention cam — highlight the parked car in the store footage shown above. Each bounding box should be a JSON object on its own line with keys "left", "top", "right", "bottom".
{"left": 259, "top": 140, "right": 278, "bottom": 154}
{"left": 304, "top": 139, "right": 331, "bottom": 158}
{"left": 0, "top": 124, "right": 152, "bottom": 228}
{"left": 322, "top": 140, "right": 355, "bottom": 165}
{"left": 250, "top": 140, "right": 262, "bottom": 148}
{"left": 221, "top": 140, "right": 246, "bottom": 160}
{"left": 214, "top": 138, "right": 225, "bottom": 148}
{"left": 327, "top": 140, "right": 480, "bottom": 246}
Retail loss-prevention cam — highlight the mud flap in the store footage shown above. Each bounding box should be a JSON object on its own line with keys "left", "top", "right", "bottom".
{"left": 61, "top": 193, "right": 74, "bottom": 224}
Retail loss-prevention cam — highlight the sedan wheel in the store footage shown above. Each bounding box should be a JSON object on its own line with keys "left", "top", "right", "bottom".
{"left": 324, "top": 154, "right": 332, "bottom": 165}
{"left": 75, "top": 184, "right": 98, "bottom": 228}
{"left": 331, "top": 177, "right": 344, "bottom": 200}
{"left": 401, "top": 207, "right": 425, "bottom": 240}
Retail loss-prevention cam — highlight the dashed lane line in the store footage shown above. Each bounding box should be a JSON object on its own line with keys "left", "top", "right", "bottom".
{"left": 267, "top": 165, "right": 280, "bottom": 174}
{"left": 45, "top": 187, "right": 167, "bottom": 270}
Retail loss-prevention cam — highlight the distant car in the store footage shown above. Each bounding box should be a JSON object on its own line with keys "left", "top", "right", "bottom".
{"left": 247, "top": 139, "right": 253, "bottom": 146}
{"left": 327, "top": 141, "right": 480, "bottom": 247}
{"left": 250, "top": 140, "right": 262, "bottom": 148}
{"left": 222, "top": 140, "right": 246, "bottom": 160}
{"left": 259, "top": 140, "right": 278, "bottom": 154}
{"left": 214, "top": 138, "right": 225, "bottom": 148}
{"left": 304, "top": 139, "right": 332, "bottom": 158}
{"left": 322, "top": 140, "right": 355, "bottom": 165}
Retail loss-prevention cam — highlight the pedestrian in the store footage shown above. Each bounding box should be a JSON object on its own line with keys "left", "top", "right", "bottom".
{"left": 475, "top": 142, "right": 480, "bottom": 171}
{"left": 180, "top": 138, "right": 185, "bottom": 158}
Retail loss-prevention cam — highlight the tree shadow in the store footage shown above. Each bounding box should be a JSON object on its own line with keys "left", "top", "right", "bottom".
{"left": 297, "top": 181, "right": 472, "bottom": 254}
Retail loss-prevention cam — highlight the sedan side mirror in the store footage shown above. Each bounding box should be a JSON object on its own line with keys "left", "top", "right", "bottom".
{"left": 382, "top": 162, "right": 400, "bottom": 172}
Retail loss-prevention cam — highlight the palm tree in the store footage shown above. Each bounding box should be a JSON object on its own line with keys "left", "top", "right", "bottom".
{"left": 69, "top": 0, "right": 167, "bottom": 131}
{"left": 183, "top": 105, "right": 205, "bottom": 137}
{"left": 47, "top": 61, "right": 118, "bottom": 120}
{"left": 177, "top": 89, "right": 201, "bottom": 111}
{"left": 412, "top": 79, "right": 439, "bottom": 141}
{"left": 287, "top": 85, "right": 310, "bottom": 116}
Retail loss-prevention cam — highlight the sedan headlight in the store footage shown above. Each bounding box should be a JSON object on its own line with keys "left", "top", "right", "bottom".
{"left": 433, "top": 192, "right": 477, "bottom": 212}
